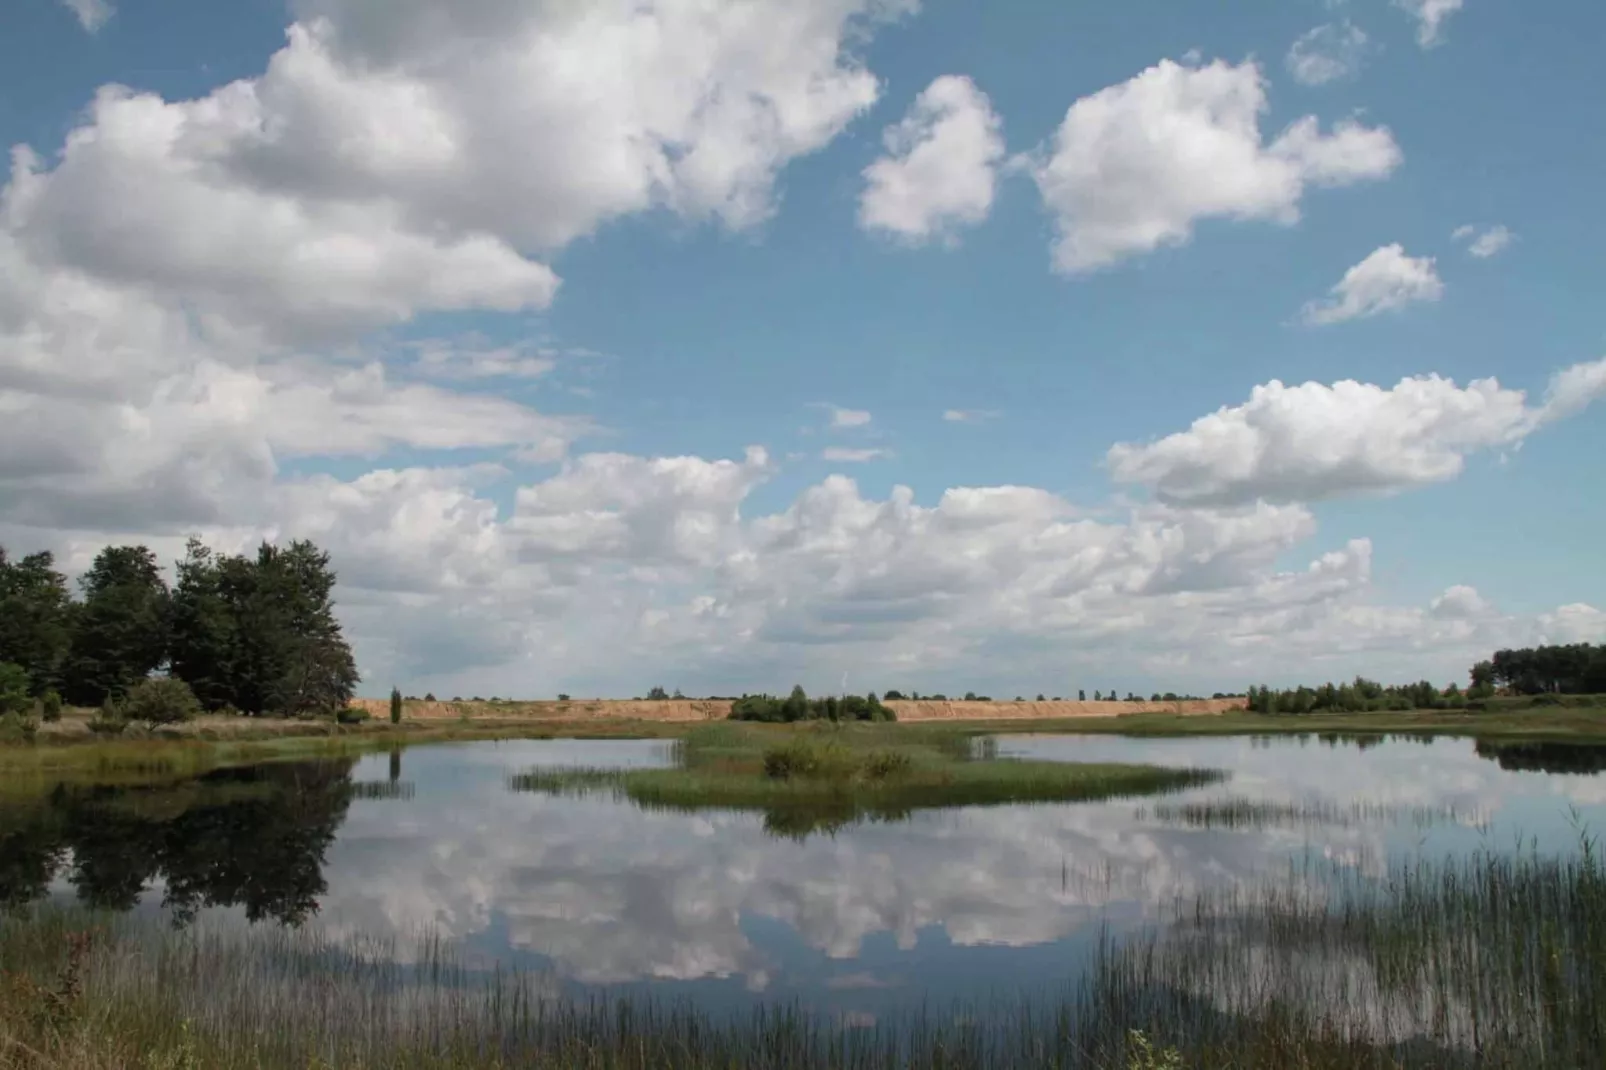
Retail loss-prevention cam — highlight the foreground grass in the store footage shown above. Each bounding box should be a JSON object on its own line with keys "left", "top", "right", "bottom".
{"left": 3, "top": 837, "right": 1601, "bottom": 1069}
{"left": 508, "top": 721, "right": 1221, "bottom": 836}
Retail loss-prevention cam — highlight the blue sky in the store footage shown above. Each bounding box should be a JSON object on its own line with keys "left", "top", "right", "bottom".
{"left": 1, "top": 0, "right": 1602, "bottom": 698}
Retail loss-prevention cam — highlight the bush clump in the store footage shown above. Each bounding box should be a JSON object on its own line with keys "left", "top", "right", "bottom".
{"left": 0, "top": 710, "right": 38, "bottom": 744}
{"left": 732, "top": 686, "right": 895, "bottom": 723}
{"left": 762, "top": 740, "right": 912, "bottom": 783}
{"left": 38, "top": 689, "right": 63, "bottom": 723}
{"left": 121, "top": 677, "right": 201, "bottom": 727}
{"left": 862, "top": 750, "right": 913, "bottom": 780}
{"left": 88, "top": 695, "right": 127, "bottom": 735}
{"left": 336, "top": 706, "right": 371, "bottom": 725}
{"left": 0, "top": 662, "right": 31, "bottom": 716}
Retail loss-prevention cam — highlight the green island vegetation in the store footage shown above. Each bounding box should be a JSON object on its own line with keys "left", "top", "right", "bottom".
{"left": 509, "top": 718, "right": 1220, "bottom": 838}
{"left": 1, "top": 836, "right": 1600, "bottom": 1069}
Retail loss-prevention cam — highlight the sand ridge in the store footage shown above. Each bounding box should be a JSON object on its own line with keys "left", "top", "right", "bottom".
{"left": 350, "top": 697, "right": 1246, "bottom": 722}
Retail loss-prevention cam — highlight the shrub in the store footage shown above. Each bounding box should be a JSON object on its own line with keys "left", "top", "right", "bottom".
{"left": 39, "top": 690, "right": 63, "bottom": 723}
{"left": 389, "top": 686, "right": 403, "bottom": 725}
{"left": 0, "top": 710, "right": 38, "bottom": 744}
{"left": 89, "top": 695, "right": 127, "bottom": 734}
{"left": 761, "top": 740, "right": 866, "bottom": 782}
{"left": 557, "top": 693, "right": 571, "bottom": 702}
{"left": 122, "top": 677, "right": 201, "bottom": 727}
{"left": 337, "top": 706, "right": 371, "bottom": 725}
{"left": 763, "top": 741, "right": 817, "bottom": 780}
{"left": 0, "top": 662, "right": 30, "bottom": 716}
{"left": 423, "top": 692, "right": 437, "bottom": 702}
{"left": 862, "top": 751, "right": 912, "bottom": 780}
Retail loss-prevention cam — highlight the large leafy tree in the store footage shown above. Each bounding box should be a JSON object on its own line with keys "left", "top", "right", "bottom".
{"left": 0, "top": 548, "right": 75, "bottom": 696}
{"left": 62, "top": 545, "right": 169, "bottom": 706}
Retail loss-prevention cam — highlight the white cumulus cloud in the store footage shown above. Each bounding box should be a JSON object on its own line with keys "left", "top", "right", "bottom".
{"left": 859, "top": 75, "right": 1005, "bottom": 244}
{"left": 1453, "top": 223, "right": 1514, "bottom": 259}
{"left": 59, "top": 0, "right": 113, "bottom": 32}
{"left": 1395, "top": 0, "right": 1465, "bottom": 48}
{"left": 1023, "top": 58, "right": 1401, "bottom": 273}
{"left": 822, "top": 447, "right": 891, "bottom": 463}
{"left": 1106, "top": 358, "right": 1606, "bottom": 507}
{"left": 1302, "top": 244, "right": 1444, "bottom": 325}
{"left": 1286, "top": 22, "right": 1370, "bottom": 86}
{"left": 817, "top": 404, "right": 873, "bottom": 429}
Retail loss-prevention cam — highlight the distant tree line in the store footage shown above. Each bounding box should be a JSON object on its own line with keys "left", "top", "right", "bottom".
{"left": 1245, "top": 643, "right": 1606, "bottom": 716}
{"left": 0, "top": 537, "right": 358, "bottom": 721}
{"left": 1244, "top": 677, "right": 1471, "bottom": 715}
{"left": 1472, "top": 644, "right": 1606, "bottom": 696}
{"left": 729, "top": 686, "right": 895, "bottom": 723}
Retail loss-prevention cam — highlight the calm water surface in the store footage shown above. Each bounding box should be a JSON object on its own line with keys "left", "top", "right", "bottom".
{"left": 8, "top": 734, "right": 1606, "bottom": 1020}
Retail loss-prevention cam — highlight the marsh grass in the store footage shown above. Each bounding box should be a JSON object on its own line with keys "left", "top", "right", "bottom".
{"left": 507, "top": 723, "right": 1221, "bottom": 837}
{"left": 1101, "top": 830, "right": 1606, "bottom": 1068}
{"left": 3, "top": 833, "right": 1602, "bottom": 1069}
{"left": 1135, "top": 797, "right": 1489, "bottom": 832}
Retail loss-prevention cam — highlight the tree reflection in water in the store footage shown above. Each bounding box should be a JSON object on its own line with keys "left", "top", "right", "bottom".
{"left": 1474, "top": 740, "right": 1606, "bottom": 775}
{"left": 0, "top": 758, "right": 361, "bottom": 925}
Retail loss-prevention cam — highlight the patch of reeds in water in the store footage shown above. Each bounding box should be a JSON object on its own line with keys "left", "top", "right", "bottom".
{"left": 350, "top": 779, "right": 417, "bottom": 801}
{"left": 1135, "top": 796, "right": 1489, "bottom": 832}
{"left": 1103, "top": 830, "right": 1606, "bottom": 1068}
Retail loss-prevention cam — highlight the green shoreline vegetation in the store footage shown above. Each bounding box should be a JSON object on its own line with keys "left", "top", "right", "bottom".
{"left": 507, "top": 722, "right": 1221, "bottom": 837}
{"left": 2, "top": 838, "right": 1600, "bottom": 1069}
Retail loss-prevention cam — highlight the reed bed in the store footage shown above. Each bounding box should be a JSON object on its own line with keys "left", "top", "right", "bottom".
{"left": 1134, "top": 796, "right": 1489, "bottom": 832}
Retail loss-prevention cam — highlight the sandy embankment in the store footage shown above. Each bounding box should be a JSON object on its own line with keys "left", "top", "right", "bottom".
{"left": 350, "top": 697, "right": 1246, "bottom": 723}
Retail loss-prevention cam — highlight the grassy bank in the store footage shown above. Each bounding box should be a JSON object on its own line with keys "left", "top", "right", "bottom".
{"left": 3, "top": 698, "right": 1603, "bottom": 806}
{"left": 509, "top": 722, "right": 1220, "bottom": 836}
{"left": 0, "top": 719, "right": 695, "bottom": 800}
{"left": 3, "top": 838, "right": 1600, "bottom": 1068}
{"left": 970, "top": 700, "right": 1606, "bottom": 742}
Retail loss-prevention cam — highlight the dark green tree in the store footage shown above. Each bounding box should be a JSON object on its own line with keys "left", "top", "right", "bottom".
{"left": 0, "top": 662, "right": 30, "bottom": 715}
{"left": 231, "top": 541, "right": 359, "bottom": 717}
{"left": 167, "top": 538, "right": 239, "bottom": 711}
{"left": 390, "top": 686, "right": 402, "bottom": 724}
{"left": 62, "top": 546, "right": 169, "bottom": 707}
{"left": 0, "top": 548, "right": 75, "bottom": 696}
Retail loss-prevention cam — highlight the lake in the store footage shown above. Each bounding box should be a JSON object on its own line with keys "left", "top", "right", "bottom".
{"left": 5, "top": 732, "right": 1604, "bottom": 1027}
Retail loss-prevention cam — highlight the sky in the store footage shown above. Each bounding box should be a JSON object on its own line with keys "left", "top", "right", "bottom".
{"left": 1, "top": 0, "right": 1603, "bottom": 701}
